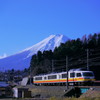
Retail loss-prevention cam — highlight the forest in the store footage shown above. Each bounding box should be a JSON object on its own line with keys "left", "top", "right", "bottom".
{"left": 30, "top": 33, "right": 100, "bottom": 80}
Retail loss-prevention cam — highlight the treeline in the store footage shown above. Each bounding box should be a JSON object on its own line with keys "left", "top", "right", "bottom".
{"left": 30, "top": 33, "right": 100, "bottom": 76}
{"left": 1, "top": 68, "right": 29, "bottom": 82}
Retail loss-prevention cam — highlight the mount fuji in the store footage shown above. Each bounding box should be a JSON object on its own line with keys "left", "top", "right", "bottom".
{"left": 0, "top": 34, "right": 69, "bottom": 70}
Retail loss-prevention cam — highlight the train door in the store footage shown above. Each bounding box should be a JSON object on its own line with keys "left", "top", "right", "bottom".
{"left": 69, "top": 72, "right": 75, "bottom": 85}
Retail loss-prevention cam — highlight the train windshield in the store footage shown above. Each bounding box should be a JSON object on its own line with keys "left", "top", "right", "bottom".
{"left": 83, "top": 72, "right": 94, "bottom": 77}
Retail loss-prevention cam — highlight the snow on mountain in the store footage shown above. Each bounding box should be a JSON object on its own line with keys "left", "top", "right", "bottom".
{"left": 0, "top": 53, "right": 7, "bottom": 59}
{"left": 0, "top": 34, "right": 69, "bottom": 70}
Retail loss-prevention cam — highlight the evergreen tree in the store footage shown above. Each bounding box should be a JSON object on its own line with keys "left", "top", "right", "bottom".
{"left": 29, "top": 33, "right": 100, "bottom": 76}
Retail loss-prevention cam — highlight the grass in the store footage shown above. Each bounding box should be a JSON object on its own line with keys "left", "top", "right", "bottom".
{"left": 6, "top": 95, "right": 98, "bottom": 100}
{"left": 48, "top": 97, "right": 100, "bottom": 100}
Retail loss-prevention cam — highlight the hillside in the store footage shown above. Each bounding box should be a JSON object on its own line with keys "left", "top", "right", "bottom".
{"left": 30, "top": 33, "right": 100, "bottom": 80}
{"left": 0, "top": 34, "right": 69, "bottom": 70}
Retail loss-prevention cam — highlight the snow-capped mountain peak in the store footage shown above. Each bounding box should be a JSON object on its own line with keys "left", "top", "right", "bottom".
{"left": 0, "top": 34, "right": 69, "bottom": 70}
{"left": 21, "top": 34, "right": 69, "bottom": 58}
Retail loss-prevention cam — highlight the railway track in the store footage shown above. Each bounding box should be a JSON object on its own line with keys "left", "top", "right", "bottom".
{"left": 73, "top": 86, "right": 100, "bottom": 88}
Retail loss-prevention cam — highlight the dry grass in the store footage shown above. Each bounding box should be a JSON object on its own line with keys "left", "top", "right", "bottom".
{"left": 0, "top": 97, "right": 100, "bottom": 100}
{"left": 48, "top": 97, "right": 100, "bottom": 100}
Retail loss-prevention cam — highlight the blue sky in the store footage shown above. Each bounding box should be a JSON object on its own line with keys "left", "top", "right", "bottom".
{"left": 0, "top": 0, "right": 100, "bottom": 56}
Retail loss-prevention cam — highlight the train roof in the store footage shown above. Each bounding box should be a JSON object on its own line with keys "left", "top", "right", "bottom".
{"left": 69, "top": 67, "right": 88, "bottom": 71}
{"left": 34, "top": 70, "right": 93, "bottom": 77}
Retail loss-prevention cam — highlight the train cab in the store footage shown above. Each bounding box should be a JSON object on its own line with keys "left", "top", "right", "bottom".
{"left": 73, "top": 71, "right": 95, "bottom": 85}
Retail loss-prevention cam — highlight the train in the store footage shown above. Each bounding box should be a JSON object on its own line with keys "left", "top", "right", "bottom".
{"left": 33, "top": 69, "right": 95, "bottom": 86}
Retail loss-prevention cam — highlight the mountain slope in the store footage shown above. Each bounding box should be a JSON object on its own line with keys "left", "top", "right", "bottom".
{"left": 0, "top": 34, "right": 69, "bottom": 70}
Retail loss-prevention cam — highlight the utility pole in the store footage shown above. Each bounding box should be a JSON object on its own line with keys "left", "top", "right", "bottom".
{"left": 87, "top": 49, "right": 89, "bottom": 70}
{"left": 66, "top": 56, "right": 69, "bottom": 90}
{"left": 52, "top": 60, "right": 54, "bottom": 73}
{"left": 30, "top": 66, "right": 32, "bottom": 85}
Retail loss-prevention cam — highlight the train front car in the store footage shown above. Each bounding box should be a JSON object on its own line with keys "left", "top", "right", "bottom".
{"left": 81, "top": 71, "right": 95, "bottom": 85}
{"left": 73, "top": 71, "right": 95, "bottom": 86}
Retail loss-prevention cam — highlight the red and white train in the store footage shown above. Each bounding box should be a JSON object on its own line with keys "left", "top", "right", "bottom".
{"left": 33, "top": 69, "right": 95, "bottom": 86}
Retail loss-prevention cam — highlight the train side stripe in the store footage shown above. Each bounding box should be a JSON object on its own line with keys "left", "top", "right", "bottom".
{"left": 34, "top": 78, "right": 95, "bottom": 83}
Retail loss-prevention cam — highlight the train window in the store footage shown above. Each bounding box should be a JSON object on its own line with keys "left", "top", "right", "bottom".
{"left": 59, "top": 75, "right": 61, "bottom": 78}
{"left": 44, "top": 77, "right": 47, "bottom": 80}
{"left": 35, "top": 77, "right": 42, "bottom": 80}
{"left": 48, "top": 75, "right": 57, "bottom": 79}
{"left": 83, "top": 72, "right": 93, "bottom": 76}
{"left": 76, "top": 73, "right": 82, "bottom": 77}
{"left": 70, "top": 73, "right": 75, "bottom": 78}
{"left": 62, "top": 74, "right": 67, "bottom": 78}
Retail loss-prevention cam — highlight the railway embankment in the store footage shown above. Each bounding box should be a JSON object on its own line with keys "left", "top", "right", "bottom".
{"left": 15, "top": 85, "right": 100, "bottom": 98}
{"left": 80, "top": 87, "right": 100, "bottom": 98}
{"left": 16, "top": 85, "right": 67, "bottom": 98}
